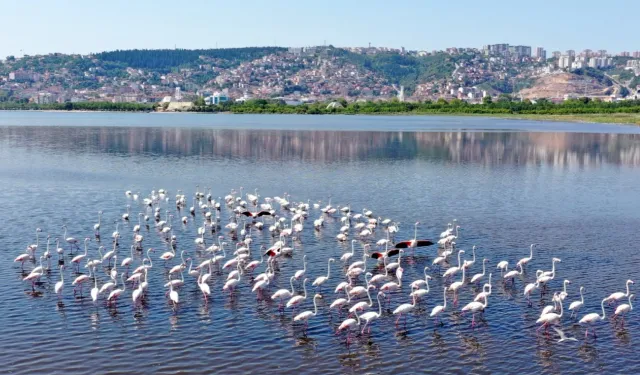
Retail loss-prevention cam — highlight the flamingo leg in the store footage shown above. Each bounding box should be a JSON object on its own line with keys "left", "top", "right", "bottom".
{"left": 395, "top": 313, "right": 402, "bottom": 326}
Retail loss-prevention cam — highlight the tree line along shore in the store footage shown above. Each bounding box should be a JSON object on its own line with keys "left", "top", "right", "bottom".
{"left": 1, "top": 98, "right": 639, "bottom": 125}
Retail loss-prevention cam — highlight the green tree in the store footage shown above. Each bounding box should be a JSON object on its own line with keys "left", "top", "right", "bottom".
{"left": 193, "top": 96, "right": 205, "bottom": 106}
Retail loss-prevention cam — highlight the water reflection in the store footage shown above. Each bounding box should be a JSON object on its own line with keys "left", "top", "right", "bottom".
{"left": 2, "top": 126, "right": 640, "bottom": 166}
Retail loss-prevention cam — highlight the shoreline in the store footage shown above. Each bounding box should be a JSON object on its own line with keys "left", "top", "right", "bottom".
{"left": 1, "top": 109, "right": 638, "bottom": 125}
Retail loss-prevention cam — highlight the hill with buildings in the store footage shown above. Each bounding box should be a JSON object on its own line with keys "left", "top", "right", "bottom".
{"left": 0, "top": 44, "right": 639, "bottom": 106}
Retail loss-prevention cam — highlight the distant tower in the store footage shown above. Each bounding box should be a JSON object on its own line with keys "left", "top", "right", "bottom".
{"left": 398, "top": 86, "right": 405, "bottom": 102}
{"left": 175, "top": 87, "right": 182, "bottom": 101}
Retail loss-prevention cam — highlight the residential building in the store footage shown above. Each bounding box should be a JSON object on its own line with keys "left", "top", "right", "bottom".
{"left": 535, "top": 47, "right": 547, "bottom": 60}
{"left": 566, "top": 50, "right": 576, "bottom": 57}
{"left": 508, "top": 45, "right": 532, "bottom": 57}
{"left": 598, "top": 50, "right": 607, "bottom": 57}
{"left": 633, "top": 51, "right": 640, "bottom": 58}
{"left": 552, "top": 51, "right": 562, "bottom": 59}
{"left": 558, "top": 55, "right": 574, "bottom": 69}
{"left": 619, "top": 51, "right": 631, "bottom": 57}
{"left": 205, "top": 92, "right": 229, "bottom": 105}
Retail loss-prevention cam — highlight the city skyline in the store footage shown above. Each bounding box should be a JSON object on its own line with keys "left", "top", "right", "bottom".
{"left": 2, "top": 0, "right": 638, "bottom": 58}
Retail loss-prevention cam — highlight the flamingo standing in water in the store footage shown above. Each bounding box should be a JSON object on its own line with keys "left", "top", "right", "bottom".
{"left": 568, "top": 286, "right": 585, "bottom": 318}
{"left": 536, "top": 292, "right": 563, "bottom": 334}
{"left": 461, "top": 293, "right": 489, "bottom": 327}
{"left": 613, "top": 294, "right": 634, "bottom": 327}
{"left": 393, "top": 293, "right": 417, "bottom": 326}
{"left": 430, "top": 287, "right": 448, "bottom": 325}
{"left": 337, "top": 310, "right": 360, "bottom": 345}
{"left": 359, "top": 292, "right": 384, "bottom": 334}
{"left": 605, "top": 279, "right": 634, "bottom": 306}
{"left": 516, "top": 244, "right": 537, "bottom": 268}
{"left": 579, "top": 298, "right": 606, "bottom": 338}
{"left": 293, "top": 294, "right": 323, "bottom": 332}
{"left": 54, "top": 265, "right": 64, "bottom": 297}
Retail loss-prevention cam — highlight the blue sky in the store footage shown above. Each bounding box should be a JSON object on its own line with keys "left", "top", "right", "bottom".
{"left": 1, "top": 0, "right": 638, "bottom": 57}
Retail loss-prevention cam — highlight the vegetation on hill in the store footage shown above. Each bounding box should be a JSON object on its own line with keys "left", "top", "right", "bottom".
{"left": 334, "top": 49, "right": 469, "bottom": 93}
{"left": 95, "top": 47, "right": 287, "bottom": 71}
{"left": 572, "top": 67, "right": 613, "bottom": 86}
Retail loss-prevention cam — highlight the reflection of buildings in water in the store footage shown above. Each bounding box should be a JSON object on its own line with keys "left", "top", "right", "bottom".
{"left": 2, "top": 127, "right": 640, "bottom": 167}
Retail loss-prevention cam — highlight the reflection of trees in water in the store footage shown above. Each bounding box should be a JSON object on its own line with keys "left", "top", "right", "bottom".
{"left": 2, "top": 127, "right": 640, "bottom": 166}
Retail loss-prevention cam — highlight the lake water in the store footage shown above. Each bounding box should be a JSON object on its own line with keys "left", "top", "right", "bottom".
{"left": 1, "top": 112, "right": 640, "bottom": 374}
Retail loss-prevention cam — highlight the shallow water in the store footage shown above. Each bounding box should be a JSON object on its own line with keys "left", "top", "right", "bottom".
{"left": 1, "top": 112, "right": 640, "bottom": 374}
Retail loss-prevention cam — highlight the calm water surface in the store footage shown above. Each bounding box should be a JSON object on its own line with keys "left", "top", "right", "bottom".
{"left": 1, "top": 112, "right": 640, "bottom": 374}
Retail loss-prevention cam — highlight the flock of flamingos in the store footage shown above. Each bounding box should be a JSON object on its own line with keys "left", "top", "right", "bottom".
{"left": 15, "top": 187, "right": 634, "bottom": 344}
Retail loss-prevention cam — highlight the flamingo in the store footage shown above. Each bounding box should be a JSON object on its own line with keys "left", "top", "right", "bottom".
{"left": 393, "top": 293, "right": 417, "bottom": 326}
{"left": 62, "top": 225, "right": 79, "bottom": 252}
{"left": 613, "top": 294, "right": 634, "bottom": 327}
{"left": 359, "top": 292, "right": 384, "bottom": 334}
{"left": 349, "top": 285, "right": 375, "bottom": 314}
{"left": 168, "top": 277, "right": 179, "bottom": 306}
{"left": 605, "top": 279, "right": 634, "bottom": 305}
{"left": 222, "top": 263, "right": 242, "bottom": 294}
{"left": 27, "top": 227, "right": 42, "bottom": 253}
{"left": 496, "top": 260, "right": 509, "bottom": 276}
{"left": 461, "top": 293, "right": 488, "bottom": 327}
{"left": 474, "top": 273, "right": 493, "bottom": 302}
{"left": 557, "top": 279, "right": 571, "bottom": 301}
{"left": 340, "top": 240, "right": 357, "bottom": 263}
{"left": 523, "top": 278, "right": 540, "bottom": 306}
{"left": 71, "top": 267, "right": 92, "bottom": 296}
{"left": 54, "top": 265, "right": 64, "bottom": 297}
{"left": 516, "top": 243, "right": 537, "bottom": 268}
{"left": 503, "top": 263, "right": 523, "bottom": 284}
{"left": 579, "top": 298, "right": 606, "bottom": 338}
{"left": 568, "top": 286, "right": 585, "bottom": 318}
{"left": 121, "top": 245, "right": 134, "bottom": 269}
{"left": 430, "top": 287, "right": 448, "bottom": 325}
{"left": 94, "top": 211, "right": 102, "bottom": 235}
{"left": 410, "top": 275, "right": 431, "bottom": 301}
{"left": 393, "top": 221, "right": 434, "bottom": 251}
{"left": 536, "top": 292, "right": 563, "bottom": 334}
{"left": 470, "top": 258, "right": 488, "bottom": 284}
{"left": 462, "top": 245, "right": 477, "bottom": 270}
{"left": 536, "top": 258, "right": 561, "bottom": 288}
{"left": 122, "top": 205, "right": 130, "bottom": 221}
{"left": 198, "top": 274, "right": 211, "bottom": 303}
{"left": 410, "top": 266, "right": 431, "bottom": 289}
{"left": 91, "top": 271, "right": 99, "bottom": 302}
{"left": 71, "top": 238, "right": 90, "bottom": 269}
{"left": 337, "top": 310, "right": 360, "bottom": 344}
{"left": 384, "top": 248, "right": 403, "bottom": 272}
{"left": 330, "top": 287, "right": 352, "bottom": 313}
{"left": 294, "top": 255, "right": 307, "bottom": 280}
{"left": 14, "top": 253, "right": 30, "bottom": 269}
{"left": 272, "top": 276, "right": 296, "bottom": 307}
{"left": 286, "top": 279, "right": 309, "bottom": 310}
{"left": 293, "top": 294, "right": 323, "bottom": 331}
{"left": 312, "top": 258, "right": 335, "bottom": 289}
{"left": 380, "top": 267, "right": 403, "bottom": 304}
{"left": 449, "top": 265, "right": 466, "bottom": 302}
{"left": 23, "top": 259, "right": 44, "bottom": 291}
{"left": 442, "top": 250, "right": 465, "bottom": 279}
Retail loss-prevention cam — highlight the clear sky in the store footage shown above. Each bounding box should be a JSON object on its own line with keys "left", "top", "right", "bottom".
{"left": 1, "top": 0, "right": 638, "bottom": 58}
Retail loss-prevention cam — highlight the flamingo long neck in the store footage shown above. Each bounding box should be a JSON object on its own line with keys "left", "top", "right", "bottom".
{"left": 551, "top": 261, "right": 556, "bottom": 277}
{"left": 130, "top": 246, "right": 134, "bottom": 259}
{"left": 626, "top": 281, "right": 631, "bottom": 297}
{"left": 442, "top": 288, "right": 447, "bottom": 308}
{"left": 98, "top": 247, "right": 103, "bottom": 259}
{"left": 63, "top": 227, "right": 68, "bottom": 239}
{"left": 289, "top": 277, "right": 295, "bottom": 294}
{"left": 60, "top": 268, "right": 64, "bottom": 283}
{"left": 326, "top": 260, "right": 332, "bottom": 279}
{"left": 365, "top": 273, "right": 371, "bottom": 288}
{"left": 312, "top": 296, "right": 319, "bottom": 316}
{"left": 98, "top": 213, "right": 102, "bottom": 225}
{"left": 482, "top": 294, "right": 488, "bottom": 309}
{"left": 563, "top": 281, "right": 568, "bottom": 294}
{"left": 425, "top": 277, "right": 430, "bottom": 293}
{"left": 146, "top": 249, "right": 153, "bottom": 268}
{"left": 455, "top": 226, "right": 459, "bottom": 237}
{"left": 302, "top": 280, "right": 307, "bottom": 299}
{"left": 83, "top": 241, "right": 88, "bottom": 256}
{"left": 413, "top": 224, "right": 417, "bottom": 240}
{"left": 411, "top": 294, "right": 417, "bottom": 307}
{"left": 471, "top": 246, "right": 476, "bottom": 263}
{"left": 461, "top": 266, "right": 466, "bottom": 284}
{"left": 629, "top": 295, "right": 634, "bottom": 311}
{"left": 366, "top": 287, "right": 373, "bottom": 306}
{"left": 557, "top": 298, "right": 563, "bottom": 318}
{"left": 600, "top": 299, "right": 606, "bottom": 319}
{"left": 481, "top": 260, "right": 486, "bottom": 276}
{"left": 529, "top": 244, "right": 534, "bottom": 259}
{"left": 180, "top": 251, "right": 185, "bottom": 264}
{"left": 457, "top": 252, "right": 462, "bottom": 268}
{"left": 579, "top": 288, "right": 584, "bottom": 304}
{"left": 377, "top": 294, "right": 383, "bottom": 316}
{"left": 351, "top": 242, "right": 355, "bottom": 256}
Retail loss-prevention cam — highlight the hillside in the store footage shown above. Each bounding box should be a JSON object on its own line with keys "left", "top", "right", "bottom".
{"left": 0, "top": 46, "right": 637, "bottom": 104}
{"left": 519, "top": 73, "right": 612, "bottom": 99}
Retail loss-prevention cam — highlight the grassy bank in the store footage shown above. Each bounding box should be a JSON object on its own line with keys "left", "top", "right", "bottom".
{"left": 491, "top": 113, "right": 640, "bottom": 125}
